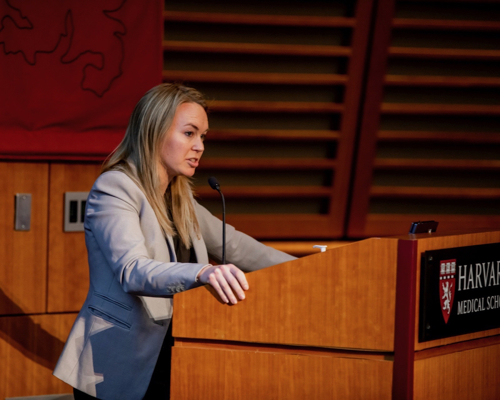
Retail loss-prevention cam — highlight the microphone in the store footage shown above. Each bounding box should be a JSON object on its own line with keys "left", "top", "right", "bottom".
{"left": 208, "top": 176, "right": 220, "bottom": 191}
{"left": 208, "top": 176, "right": 226, "bottom": 264}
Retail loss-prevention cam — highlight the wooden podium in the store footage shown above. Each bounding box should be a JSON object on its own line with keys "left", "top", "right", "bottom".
{"left": 171, "top": 230, "right": 500, "bottom": 400}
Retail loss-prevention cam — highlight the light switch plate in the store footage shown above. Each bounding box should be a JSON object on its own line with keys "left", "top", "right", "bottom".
{"left": 15, "top": 193, "right": 31, "bottom": 231}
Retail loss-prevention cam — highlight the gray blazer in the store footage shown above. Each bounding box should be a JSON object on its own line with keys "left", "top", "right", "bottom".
{"left": 53, "top": 171, "right": 295, "bottom": 399}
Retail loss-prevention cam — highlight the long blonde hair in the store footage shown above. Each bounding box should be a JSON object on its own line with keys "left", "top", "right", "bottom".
{"left": 102, "top": 83, "right": 207, "bottom": 247}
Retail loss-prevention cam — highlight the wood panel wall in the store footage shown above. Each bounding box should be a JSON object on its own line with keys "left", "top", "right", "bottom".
{"left": 0, "top": 314, "right": 76, "bottom": 398}
{"left": 47, "top": 163, "right": 102, "bottom": 313}
{"left": 0, "top": 162, "right": 48, "bottom": 316}
{"left": 0, "top": 162, "right": 80, "bottom": 399}
{"left": 349, "top": 0, "right": 500, "bottom": 237}
{"left": 163, "top": 0, "right": 375, "bottom": 239}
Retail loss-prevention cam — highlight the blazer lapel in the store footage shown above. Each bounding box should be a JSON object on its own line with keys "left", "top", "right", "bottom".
{"left": 165, "top": 234, "right": 176, "bottom": 262}
{"left": 138, "top": 234, "right": 175, "bottom": 323}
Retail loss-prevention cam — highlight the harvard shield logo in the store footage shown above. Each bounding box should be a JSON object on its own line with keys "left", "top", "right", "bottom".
{"left": 439, "top": 259, "right": 456, "bottom": 324}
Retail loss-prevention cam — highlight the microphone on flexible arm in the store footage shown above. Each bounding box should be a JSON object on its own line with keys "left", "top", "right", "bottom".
{"left": 208, "top": 176, "right": 226, "bottom": 265}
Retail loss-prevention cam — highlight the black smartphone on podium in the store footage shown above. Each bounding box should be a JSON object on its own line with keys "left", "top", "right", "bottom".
{"left": 409, "top": 220, "right": 438, "bottom": 234}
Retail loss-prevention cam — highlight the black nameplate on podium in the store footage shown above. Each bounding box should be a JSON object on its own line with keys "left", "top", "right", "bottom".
{"left": 419, "top": 242, "right": 500, "bottom": 342}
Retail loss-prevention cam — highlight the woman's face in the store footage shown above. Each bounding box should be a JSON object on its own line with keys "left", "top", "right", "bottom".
{"left": 159, "top": 102, "right": 208, "bottom": 189}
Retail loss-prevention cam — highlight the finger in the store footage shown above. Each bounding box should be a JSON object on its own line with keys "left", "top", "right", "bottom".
{"left": 215, "top": 268, "right": 239, "bottom": 305}
{"left": 207, "top": 272, "right": 229, "bottom": 304}
{"left": 219, "top": 266, "right": 246, "bottom": 301}
{"left": 229, "top": 266, "right": 249, "bottom": 291}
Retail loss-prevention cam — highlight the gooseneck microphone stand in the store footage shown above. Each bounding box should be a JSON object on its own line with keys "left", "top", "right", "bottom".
{"left": 208, "top": 176, "right": 226, "bottom": 264}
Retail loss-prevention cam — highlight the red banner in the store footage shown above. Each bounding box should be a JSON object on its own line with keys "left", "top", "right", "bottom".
{"left": 0, "top": 0, "right": 162, "bottom": 160}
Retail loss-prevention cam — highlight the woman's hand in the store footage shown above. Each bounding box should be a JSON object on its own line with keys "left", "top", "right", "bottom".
{"left": 197, "top": 264, "right": 249, "bottom": 304}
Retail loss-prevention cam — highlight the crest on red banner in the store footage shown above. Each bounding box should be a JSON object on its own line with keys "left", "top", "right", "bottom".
{"left": 0, "top": 0, "right": 162, "bottom": 159}
{"left": 439, "top": 259, "right": 456, "bottom": 324}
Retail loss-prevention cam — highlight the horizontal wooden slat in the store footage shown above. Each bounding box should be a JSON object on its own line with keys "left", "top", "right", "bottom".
{"left": 374, "top": 158, "right": 500, "bottom": 170}
{"left": 370, "top": 186, "right": 500, "bottom": 199}
{"left": 198, "top": 158, "right": 336, "bottom": 169}
{"left": 208, "top": 100, "right": 344, "bottom": 113}
{"left": 206, "top": 129, "right": 340, "bottom": 141}
{"left": 377, "top": 131, "right": 500, "bottom": 143}
{"left": 196, "top": 186, "right": 332, "bottom": 198}
{"left": 389, "top": 47, "right": 500, "bottom": 60}
{"left": 224, "top": 214, "right": 342, "bottom": 239}
{"left": 164, "top": 10, "right": 356, "bottom": 28}
{"left": 393, "top": 18, "right": 500, "bottom": 31}
{"left": 163, "top": 40, "right": 352, "bottom": 57}
{"left": 162, "top": 70, "right": 348, "bottom": 85}
{"left": 381, "top": 103, "right": 500, "bottom": 115}
{"left": 385, "top": 75, "right": 500, "bottom": 87}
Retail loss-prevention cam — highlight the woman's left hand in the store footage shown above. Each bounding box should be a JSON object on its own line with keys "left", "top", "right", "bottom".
{"left": 197, "top": 264, "right": 249, "bottom": 305}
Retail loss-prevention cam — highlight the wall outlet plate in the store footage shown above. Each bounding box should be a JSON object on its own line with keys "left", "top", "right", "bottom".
{"left": 64, "top": 192, "right": 89, "bottom": 232}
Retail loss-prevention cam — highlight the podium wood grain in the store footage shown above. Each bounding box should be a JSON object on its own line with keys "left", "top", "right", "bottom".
{"left": 173, "top": 237, "right": 398, "bottom": 351}
{"left": 414, "top": 341, "right": 500, "bottom": 400}
{"left": 172, "top": 238, "right": 398, "bottom": 399}
{"left": 173, "top": 230, "right": 500, "bottom": 399}
{"left": 394, "top": 230, "right": 500, "bottom": 400}
{"left": 171, "top": 346, "right": 393, "bottom": 400}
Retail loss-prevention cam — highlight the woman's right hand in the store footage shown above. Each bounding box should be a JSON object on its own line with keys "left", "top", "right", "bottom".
{"left": 197, "top": 264, "right": 249, "bottom": 305}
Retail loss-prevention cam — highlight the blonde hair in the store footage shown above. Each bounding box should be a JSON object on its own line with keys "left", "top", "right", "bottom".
{"left": 102, "top": 83, "right": 207, "bottom": 248}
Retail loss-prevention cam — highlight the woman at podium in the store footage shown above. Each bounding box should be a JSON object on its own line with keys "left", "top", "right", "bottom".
{"left": 53, "top": 83, "right": 295, "bottom": 399}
